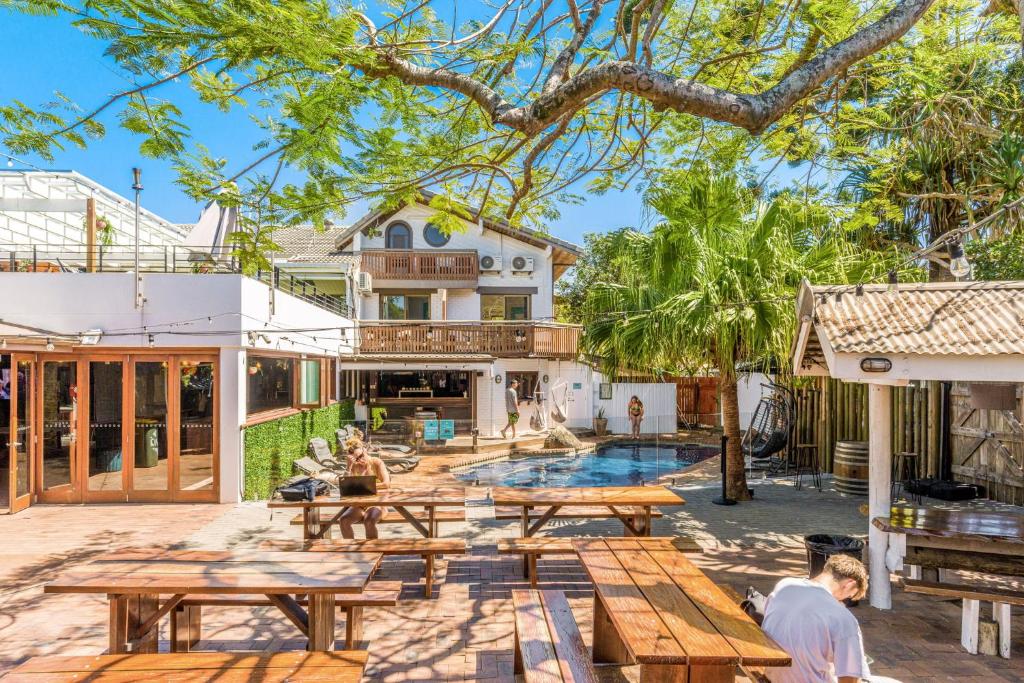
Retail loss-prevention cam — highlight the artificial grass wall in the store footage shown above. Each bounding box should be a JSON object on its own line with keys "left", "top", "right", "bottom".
{"left": 243, "top": 400, "right": 355, "bottom": 500}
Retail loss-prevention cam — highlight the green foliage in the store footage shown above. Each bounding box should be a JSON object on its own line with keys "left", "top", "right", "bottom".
{"left": 242, "top": 400, "right": 355, "bottom": 500}
{"left": 967, "top": 229, "right": 1024, "bottom": 281}
{"left": 556, "top": 227, "right": 640, "bottom": 323}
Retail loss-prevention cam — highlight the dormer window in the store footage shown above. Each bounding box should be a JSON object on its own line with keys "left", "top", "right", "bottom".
{"left": 423, "top": 222, "right": 450, "bottom": 247}
{"left": 385, "top": 221, "right": 412, "bottom": 249}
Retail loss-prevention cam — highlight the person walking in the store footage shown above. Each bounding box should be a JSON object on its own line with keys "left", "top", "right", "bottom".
{"left": 628, "top": 395, "right": 644, "bottom": 439}
{"left": 501, "top": 378, "right": 521, "bottom": 440}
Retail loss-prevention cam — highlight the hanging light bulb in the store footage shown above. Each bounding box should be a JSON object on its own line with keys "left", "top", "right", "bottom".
{"left": 1, "top": 338, "right": 7, "bottom": 349}
{"left": 947, "top": 241, "right": 971, "bottom": 279}
{"left": 45, "top": 338, "right": 55, "bottom": 352}
{"left": 148, "top": 333, "right": 156, "bottom": 348}
{"left": 6, "top": 159, "right": 13, "bottom": 168}
{"left": 834, "top": 291, "right": 845, "bottom": 311}
{"left": 886, "top": 270, "right": 899, "bottom": 298}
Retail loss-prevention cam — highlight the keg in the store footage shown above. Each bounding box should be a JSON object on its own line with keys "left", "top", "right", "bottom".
{"left": 833, "top": 440, "right": 869, "bottom": 496}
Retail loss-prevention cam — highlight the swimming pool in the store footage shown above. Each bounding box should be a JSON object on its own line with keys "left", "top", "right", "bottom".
{"left": 455, "top": 443, "right": 718, "bottom": 488}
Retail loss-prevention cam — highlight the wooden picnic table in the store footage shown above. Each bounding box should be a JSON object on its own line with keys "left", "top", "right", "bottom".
{"left": 573, "top": 538, "right": 790, "bottom": 683}
{"left": 268, "top": 486, "right": 467, "bottom": 539}
{"left": 874, "top": 506, "right": 1024, "bottom": 577}
{"left": 44, "top": 549, "right": 381, "bottom": 653}
{"left": 491, "top": 485, "right": 685, "bottom": 538}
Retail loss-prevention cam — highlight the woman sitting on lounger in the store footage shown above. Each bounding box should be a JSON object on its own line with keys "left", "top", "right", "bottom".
{"left": 338, "top": 438, "right": 391, "bottom": 539}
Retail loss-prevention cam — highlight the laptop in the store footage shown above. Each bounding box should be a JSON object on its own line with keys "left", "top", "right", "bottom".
{"left": 339, "top": 475, "right": 377, "bottom": 497}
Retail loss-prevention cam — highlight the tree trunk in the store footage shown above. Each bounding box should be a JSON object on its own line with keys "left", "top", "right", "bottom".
{"left": 719, "top": 374, "right": 752, "bottom": 501}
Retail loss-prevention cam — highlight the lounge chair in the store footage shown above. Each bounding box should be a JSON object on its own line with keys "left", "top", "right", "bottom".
{"left": 334, "top": 429, "right": 421, "bottom": 473}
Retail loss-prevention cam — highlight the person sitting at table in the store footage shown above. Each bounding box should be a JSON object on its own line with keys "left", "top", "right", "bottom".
{"left": 761, "top": 554, "right": 882, "bottom": 683}
{"left": 337, "top": 439, "right": 391, "bottom": 539}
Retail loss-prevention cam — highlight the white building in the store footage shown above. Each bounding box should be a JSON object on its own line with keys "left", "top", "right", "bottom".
{"left": 0, "top": 171, "right": 352, "bottom": 511}
{"left": 274, "top": 195, "right": 594, "bottom": 437}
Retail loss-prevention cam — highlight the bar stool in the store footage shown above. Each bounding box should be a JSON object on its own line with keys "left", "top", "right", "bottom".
{"left": 891, "top": 451, "right": 921, "bottom": 503}
{"left": 794, "top": 443, "right": 822, "bottom": 492}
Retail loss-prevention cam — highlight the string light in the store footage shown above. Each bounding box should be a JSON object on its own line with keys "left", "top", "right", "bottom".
{"left": 1, "top": 339, "right": 7, "bottom": 349}
{"left": 147, "top": 333, "right": 155, "bottom": 348}
{"left": 948, "top": 241, "right": 971, "bottom": 279}
{"left": 45, "top": 338, "right": 54, "bottom": 351}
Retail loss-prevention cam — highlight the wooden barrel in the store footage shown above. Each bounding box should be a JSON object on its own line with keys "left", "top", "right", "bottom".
{"left": 833, "top": 441, "right": 869, "bottom": 496}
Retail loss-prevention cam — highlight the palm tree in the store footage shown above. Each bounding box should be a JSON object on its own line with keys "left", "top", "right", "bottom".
{"left": 583, "top": 167, "right": 870, "bottom": 500}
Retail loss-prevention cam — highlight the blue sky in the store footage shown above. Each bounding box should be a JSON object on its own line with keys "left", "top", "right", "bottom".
{"left": 0, "top": 8, "right": 652, "bottom": 246}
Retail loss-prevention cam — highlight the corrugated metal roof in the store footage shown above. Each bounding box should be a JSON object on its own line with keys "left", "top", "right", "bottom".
{"left": 801, "top": 280, "right": 1024, "bottom": 356}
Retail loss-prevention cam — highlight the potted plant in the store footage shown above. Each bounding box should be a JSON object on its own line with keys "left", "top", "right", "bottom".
{"left": 593, "top": 406, "right": 608, "bottom": 436}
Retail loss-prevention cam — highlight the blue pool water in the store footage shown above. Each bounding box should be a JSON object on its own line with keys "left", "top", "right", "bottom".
{"left": 455, "top": 443, "right": 718, "bottom": 488}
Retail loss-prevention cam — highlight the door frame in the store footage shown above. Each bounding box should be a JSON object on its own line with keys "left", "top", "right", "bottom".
{"left": 35, "top": 355, "right": 82, "bottom": 504}
{"left": 171, "top": 355, "right": 219, "bottom": 503}
{"left": 8, "top": 353, "right": 36, "bottom": 514}
{"left": 80, "top": 355, "right": 131, "bottom": 503}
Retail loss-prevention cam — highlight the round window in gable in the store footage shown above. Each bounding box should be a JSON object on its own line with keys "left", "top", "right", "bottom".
{"left": 423, "top": 222, "right": 451, "bottom": 247}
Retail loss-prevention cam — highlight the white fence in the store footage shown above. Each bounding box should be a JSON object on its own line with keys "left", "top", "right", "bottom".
{"left": 593, "top": 382, "right": 677, "bottom": 435}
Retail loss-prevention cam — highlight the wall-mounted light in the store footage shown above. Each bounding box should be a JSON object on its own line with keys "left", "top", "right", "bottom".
{"left": 247, "top": 331, "right": 258, "bottom": 345}
{"left": 80, "top": 329, "right": 103, "bottom": 345}
{"left": 45, "top": 338, "right": 54, "bottom": 352}
{"left": 860, "top": 357, "right": 892, "bottom": 373}
{"left": 494, "top": 375, "right": 503, "bottom": 384}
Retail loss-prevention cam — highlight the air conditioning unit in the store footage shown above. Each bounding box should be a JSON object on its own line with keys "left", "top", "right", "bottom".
{"left": 511, "top": 256, "right": 535, "bottom": 273}
{"left": 479, "top": 255, "right": 502, "bottom": 272}
{"left": 356, "top": 271, "right": 373, "bottom": 293}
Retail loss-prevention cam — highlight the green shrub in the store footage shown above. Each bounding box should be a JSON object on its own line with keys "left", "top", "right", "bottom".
{"left": 242, "top": 400, "right": 355, "bottom": 500}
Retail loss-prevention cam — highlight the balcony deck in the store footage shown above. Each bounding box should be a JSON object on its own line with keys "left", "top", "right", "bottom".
{"left": 357, "top": 321, "right": 580, "bottom": 359}
{"left": 360, "top": 250, "right": 478, "bottom": 286}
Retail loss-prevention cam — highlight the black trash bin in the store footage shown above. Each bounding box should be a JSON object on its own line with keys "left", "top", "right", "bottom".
{"left": 804, "top": 534, "right": 865, "bottom": 577}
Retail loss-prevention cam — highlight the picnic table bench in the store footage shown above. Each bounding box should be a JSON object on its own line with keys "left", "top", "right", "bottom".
{"left": 5, "top": 651, "right": 368, "bottom": 682}
{"left": 261, "top": 538, "right": 467, "bottom": 596}
{"left": 269, "top": 486, "right": 466, "bottom": 539}
{"left": 512, "top": 589, "right": 598, "bottom": 683}
{"left": 573, "top": 538, "right": 790, "bottom": 682}
{"left": 170, "top": 580, "right": 402, "bottom": 651}
{"left": 491, "top": 486, "right": 685, "bottom": 538}
{"left": 44, "top": 549, "right": 380, "bottom": 653}
{"left": 498, "top": 536, "right": 702, "bottom": 587}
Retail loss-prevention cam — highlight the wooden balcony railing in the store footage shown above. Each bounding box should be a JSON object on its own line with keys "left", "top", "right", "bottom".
{"left": 360, "top": 250, "right": 479, "bottom": 281}
{"left": 357, "top": 321, "right": 581, "bottom": 359}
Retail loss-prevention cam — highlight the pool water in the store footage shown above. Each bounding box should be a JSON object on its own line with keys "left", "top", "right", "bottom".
{"left": 456, "top": 443, "right": 718, "bottom": 488}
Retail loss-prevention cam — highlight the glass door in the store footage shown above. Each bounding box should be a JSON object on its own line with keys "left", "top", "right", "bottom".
{"left": 84, "top": 359, "right": 126, "bottom": 501}
{"left": 175, "top": 359, "right": 217, "bottom": 501}
{"left": 9, "top": 355, "right": 35, "bottom": 513}
{"left": 129, "top": 360, "right": 169, "bottom": 500}
{"left": 39, "top": 359, "right": 78, "bottom": 503}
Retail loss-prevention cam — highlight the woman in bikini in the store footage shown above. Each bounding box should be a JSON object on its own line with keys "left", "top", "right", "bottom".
{"left": 628, "top": 396, "right": 645, "bottom": 440}
{"left": 337, "top": 439, "right": 391, "bottom": 539}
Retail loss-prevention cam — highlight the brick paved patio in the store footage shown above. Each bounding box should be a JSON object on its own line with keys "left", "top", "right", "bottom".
{"left": 1, "top": 459, "right": 1022, "bottom": 682}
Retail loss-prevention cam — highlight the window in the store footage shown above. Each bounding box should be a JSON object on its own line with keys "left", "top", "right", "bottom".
{"left": 481, "top": 294, "right": 530, "bottom": 320}
{"left": 385, "top": 221, "right": 412, "bottom": 249}
{"left": 247, "top": 356, "right": 294, "bottom": 414}
{"left": 507, "top": 372, "right": 539, "bottom": 401}
{"left": 381, "top": 294, "right": 431, "bottom": 320}
{"left": 299, "top": 359, "right": 321, "bottom": 405}
{"left": 423, "top": 222, "right": 450, "bottom": 247}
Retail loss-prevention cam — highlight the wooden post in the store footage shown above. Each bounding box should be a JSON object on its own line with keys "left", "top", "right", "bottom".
{"left": 85, "top": 197, "right": 98, "bottom": 273}
{"left": 868, "top": 383, "right": 893, "bottom": 610}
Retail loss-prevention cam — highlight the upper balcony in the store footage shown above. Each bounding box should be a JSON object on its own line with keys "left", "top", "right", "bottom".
{"left": 356, "top": 320, "right": 581, "bottom": 360}
{"left": 0, "top": 243, "right": 352, "bottom": 318}
{"left": 359, "top": 249, "right": 479, "bottom": 288}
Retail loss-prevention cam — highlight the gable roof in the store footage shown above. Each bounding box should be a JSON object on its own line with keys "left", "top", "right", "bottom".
{"left": 333, "top": 192, "right": 582, "bottom": 278}
{"left": 793, "top": 279, "right": 1024, "bottom": 379}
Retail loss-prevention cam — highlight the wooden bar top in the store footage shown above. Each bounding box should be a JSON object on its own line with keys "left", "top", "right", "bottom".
{"left": 491, "top": 485, "right": 685, "bottom": 507}
{"left": 268, "top": 486, "right": 467, "bottom": 508}
{"left": 44, "top": 549, "right": 380, "bottom": 596}
{"left": 873, "top": 506, "right": 1024, "bottom": 545}
{"left": 573, "top": 538, "right": 790, "bottom": 668}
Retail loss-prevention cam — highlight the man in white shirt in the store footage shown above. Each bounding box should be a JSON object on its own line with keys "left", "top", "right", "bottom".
{"left": 762, "top": 554, "right": 873, "bottom": 683}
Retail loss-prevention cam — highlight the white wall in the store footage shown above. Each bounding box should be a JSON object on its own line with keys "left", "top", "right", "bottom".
{"left": 354, "top": 204, "right": 556, "bottom": 321}
{"left": 593, "top": 382, "right": 677, "bottom": 435}
{"left": 737, "top": 372, "right": 771, "bottom": 430}
{"left": 0, "top": 272, "right": 355, "bottom": 503}
{"left": 473, "top": 359, "right": 593, "bottom": 436}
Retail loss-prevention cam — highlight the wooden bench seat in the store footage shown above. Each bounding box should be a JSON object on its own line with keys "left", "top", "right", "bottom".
{"left": 170, "top": 581, "right": 402, "bottom": 651}
{"left": 262, "top": 538, "right": 467, "bottom": 597}
{"left": 902, "top": 578, "right": 1024, "bottom": 658}
{"left": 494, "top": 505, "right": 664, "bottom": 520}
{"left": 513, "top": 589, "right": 598, "bottom": 683}
{"left": 498, "top": 536, "right": 702, "bottom": 586}
{"left": 6, "top": 651, "right": 368, "bottom": 682}
{"left": 720, "top": 584, "right": 771, "bottom": 682}
{"left": 289, "top": 508, "right": 467, "bottom": 527}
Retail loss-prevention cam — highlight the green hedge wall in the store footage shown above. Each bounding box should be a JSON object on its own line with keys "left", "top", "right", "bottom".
{"left": 243, "top": 400, "right": 355, "bottom": 500}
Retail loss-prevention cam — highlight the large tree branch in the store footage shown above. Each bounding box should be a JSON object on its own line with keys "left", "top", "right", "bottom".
{"left": 360, "top": 0, "right": 935, "bottom": 135}
{"left": 543, "top": 0, "right": 609, "bottom": 95}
